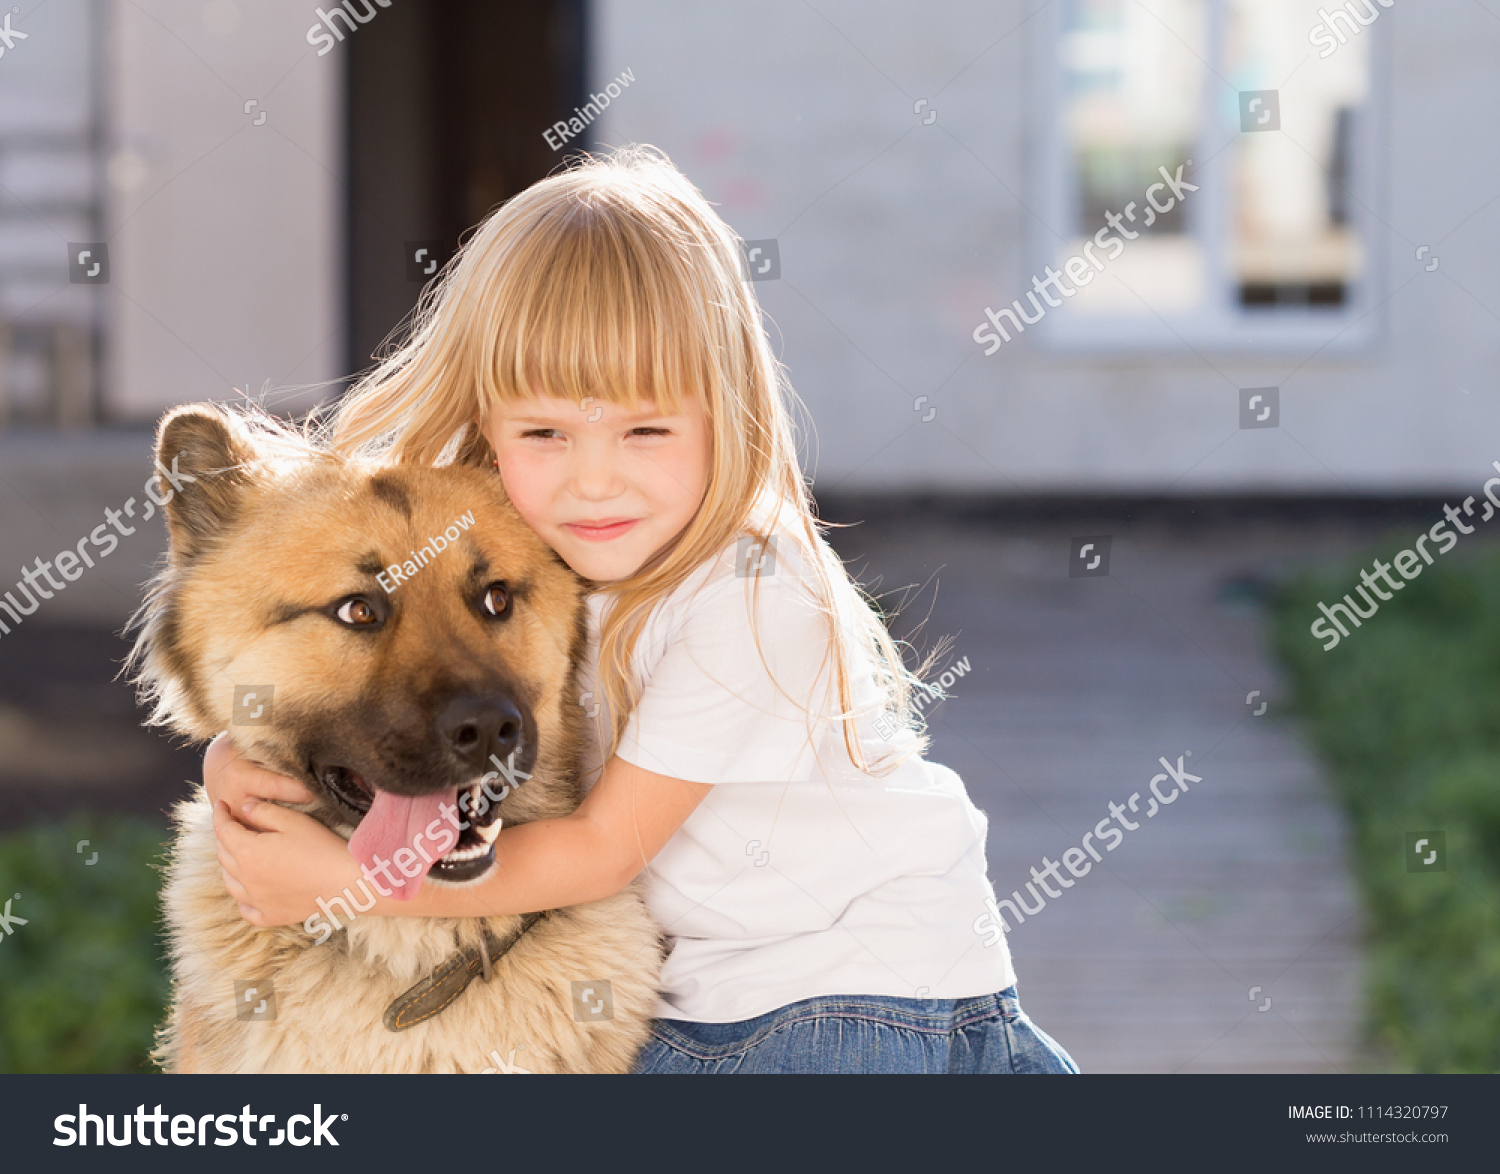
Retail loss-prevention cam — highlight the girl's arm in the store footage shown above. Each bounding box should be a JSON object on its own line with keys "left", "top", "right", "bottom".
{"left": 213, "top": 753, "right": 711, "bottom": 927}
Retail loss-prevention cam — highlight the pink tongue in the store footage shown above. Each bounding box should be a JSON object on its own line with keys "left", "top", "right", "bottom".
{"left": 347, "top": 788, "right": 458, "bottom": 901}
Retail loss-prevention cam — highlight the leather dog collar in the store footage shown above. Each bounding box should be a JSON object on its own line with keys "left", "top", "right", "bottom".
{"left": 383, "top": 912, "right": 547, "bottom": 1032}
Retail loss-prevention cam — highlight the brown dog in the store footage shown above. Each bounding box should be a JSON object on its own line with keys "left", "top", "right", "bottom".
{"left": 128, "top": 403, "right": 661, "bottom": 1073}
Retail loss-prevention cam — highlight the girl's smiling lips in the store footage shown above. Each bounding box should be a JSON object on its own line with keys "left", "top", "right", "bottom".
{"left": 563, "top": 518, "right": 639, "bottom": 542}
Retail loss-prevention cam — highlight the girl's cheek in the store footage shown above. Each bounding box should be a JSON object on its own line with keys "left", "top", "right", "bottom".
{"left": 492, "top": 461, "right": 546, "bottom": 524}
{"left": 506, "top": 492, "right": 550, "bottom": 536}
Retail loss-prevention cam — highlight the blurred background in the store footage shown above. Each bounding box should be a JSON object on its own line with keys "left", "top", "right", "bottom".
{"left": 1, "top": 0, "right": 1497, "bottom": 1072}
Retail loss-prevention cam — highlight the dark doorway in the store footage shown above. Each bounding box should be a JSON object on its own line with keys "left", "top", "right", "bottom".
{"left": 343, "top": 0, "right": 590, "bottom": 384}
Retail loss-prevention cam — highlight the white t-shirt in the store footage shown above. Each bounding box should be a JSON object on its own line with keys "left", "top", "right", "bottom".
{"left": 575, "top": 527, "right": 1018, "bottom": 1023}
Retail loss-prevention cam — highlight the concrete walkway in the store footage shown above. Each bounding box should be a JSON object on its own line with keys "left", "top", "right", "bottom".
{"left": 822, "top": 505, "right": 1370, "bottom": 1073}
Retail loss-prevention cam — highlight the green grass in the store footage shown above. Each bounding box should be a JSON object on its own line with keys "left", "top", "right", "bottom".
{"left": 1270, "top": 541, "right": 1500, "bottom": 1072}
{"left": 0, "top": 815, "right": 171, "bottom": 1073}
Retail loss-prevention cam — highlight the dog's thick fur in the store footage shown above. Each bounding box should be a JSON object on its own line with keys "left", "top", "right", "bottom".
{"left": 129, "top": 404, "right": 661, "bottom": 1073}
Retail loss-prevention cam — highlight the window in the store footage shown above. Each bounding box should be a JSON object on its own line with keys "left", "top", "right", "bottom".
{"left": 0, "top": 0, "right": 103, "bottom": 425}
{"left": 1028, "top": 0, "right": 1383, "bottom": 352}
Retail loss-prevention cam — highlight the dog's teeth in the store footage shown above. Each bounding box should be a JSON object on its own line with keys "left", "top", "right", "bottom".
{"left": 441, "top": 841, "right": 494, "bottom": 863}
{"left": 477, "top": 819, "right": 503, "bottom": 845}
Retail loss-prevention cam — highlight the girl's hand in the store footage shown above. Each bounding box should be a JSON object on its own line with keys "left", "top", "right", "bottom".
{"left": 204, "top": 731, "right": 314, "bottom": 831}
{"left": 213, "top": 799, "right": 364, "bottom": 928}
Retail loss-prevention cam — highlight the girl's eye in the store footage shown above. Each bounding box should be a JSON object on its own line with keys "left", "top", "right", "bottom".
{"left": 482, "top": 582, "right": 512, "bottom": 619}
{"left": 336, "top": 598, "right": 380, "bottom": 626}
{"left": 519, "top": 428, "right": 562, "bottom": 441}
{"left": 629, "top": 427, "right": 671, "bottom": 437}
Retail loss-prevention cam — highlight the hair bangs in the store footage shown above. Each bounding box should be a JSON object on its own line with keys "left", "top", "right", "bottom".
{"left": 476, "top": 201, "right": 720, "bottom": 426}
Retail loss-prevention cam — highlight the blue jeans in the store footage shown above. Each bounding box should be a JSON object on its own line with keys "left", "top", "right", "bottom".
{"left": 631, "top": 986, "right": 1080, "bottom": 1074}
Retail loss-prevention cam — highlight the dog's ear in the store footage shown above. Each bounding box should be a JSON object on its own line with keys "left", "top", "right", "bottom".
{"left": 153, "top": 404, "right": 257, "bottom": 562}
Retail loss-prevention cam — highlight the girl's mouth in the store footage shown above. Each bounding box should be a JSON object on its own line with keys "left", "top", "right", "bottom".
{"left": 564, "top": 519, "right": 638, "bottom": 542}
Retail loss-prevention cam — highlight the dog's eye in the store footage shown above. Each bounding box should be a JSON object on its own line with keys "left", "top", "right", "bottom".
{"left": 482, "top": 583, "right": 511, "bottom": 619}
{"left": 336, "top": 597, "right": 380, "bottom": 627}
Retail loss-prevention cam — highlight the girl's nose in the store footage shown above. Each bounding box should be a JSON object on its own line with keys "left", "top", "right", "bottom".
{"left": 569, "top": 452, "right": 627, "bottom": 500}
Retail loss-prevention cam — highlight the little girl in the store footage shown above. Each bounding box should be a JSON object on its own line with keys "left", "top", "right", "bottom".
{"left": 208, "top": 144, "right": 1078, "bottom": 1074}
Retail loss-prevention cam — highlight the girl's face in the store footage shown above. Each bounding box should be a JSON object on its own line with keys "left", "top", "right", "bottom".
{"left": 483, "top": 394, "right": 712, "bottom": 583}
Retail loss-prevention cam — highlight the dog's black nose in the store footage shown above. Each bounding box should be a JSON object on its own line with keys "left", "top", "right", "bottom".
{"left": 439, "top": 695, "right": 524, "bottom": 771}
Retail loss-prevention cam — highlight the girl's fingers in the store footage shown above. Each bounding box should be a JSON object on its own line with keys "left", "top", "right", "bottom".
{"left": 212, "top": 800, "right": 253, "bottom": 862}
{"left": 207, "top": 732, "right": 315, "bottom": 809}
{"left": 237, "top": 800, "right": 301, "bottom": 834}
{"left": 235, "top": 765, "right": 315, "bottom": 807}
{"left": 220, "top": 867, "right": 250, "bottom": 903}
{"left": 215, "top": 838, "right": 237, "bottom": 878}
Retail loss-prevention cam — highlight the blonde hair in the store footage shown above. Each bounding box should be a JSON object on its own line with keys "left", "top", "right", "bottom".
{"left": 320, "top": 144, "right": 936, "bottom": 775}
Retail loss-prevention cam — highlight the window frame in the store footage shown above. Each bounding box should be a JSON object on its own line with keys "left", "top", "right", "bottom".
{"left": 1024, "top": 0, "right": 1389, "bottom": 356}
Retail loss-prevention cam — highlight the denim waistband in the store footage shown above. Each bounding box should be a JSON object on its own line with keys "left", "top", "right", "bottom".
{"left": 649, "top": 986, "right": 1022, "bottom": 1058}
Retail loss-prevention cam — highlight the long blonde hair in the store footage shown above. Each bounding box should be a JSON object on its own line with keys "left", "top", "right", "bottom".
{"left": 320, "top": 144, "right": 935, "bottom": 775}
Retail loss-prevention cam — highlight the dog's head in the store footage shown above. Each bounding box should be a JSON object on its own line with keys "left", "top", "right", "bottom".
{"left": 128, "top": 403, "right": 587, "bottom": 896}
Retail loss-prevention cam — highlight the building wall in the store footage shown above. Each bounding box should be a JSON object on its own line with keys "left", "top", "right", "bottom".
{"left": 104, "top": 0, "right": 343, "bottom": 422}
{"left": 592, "top": 0, "right": 1500, "bottom": 493}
